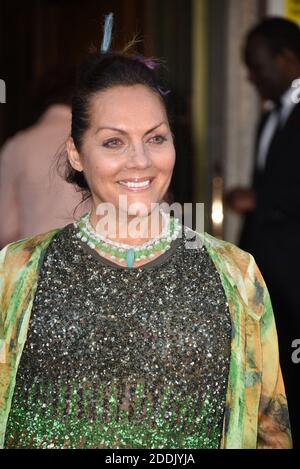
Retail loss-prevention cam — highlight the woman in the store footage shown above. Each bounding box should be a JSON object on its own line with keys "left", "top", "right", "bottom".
{"left": 0, "top": 16, "right": 292, "bottom": 449}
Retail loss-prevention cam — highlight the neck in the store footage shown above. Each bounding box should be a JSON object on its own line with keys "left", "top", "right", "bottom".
{"left": 89, "top": 206, "right": 164, "bottom": 246}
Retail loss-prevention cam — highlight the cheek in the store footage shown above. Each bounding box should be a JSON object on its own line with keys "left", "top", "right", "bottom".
{"left": 162, "top": 149, "right": 176, "bottom": 174}
{"left": 85, "top": 154, "right": 124, "bottom": 181}
{"left": 154, "top": 146, "right": 176, "bottom": 174}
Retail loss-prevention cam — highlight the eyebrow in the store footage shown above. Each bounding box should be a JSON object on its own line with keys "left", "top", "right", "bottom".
{"left": 95, "top": 121, "right": 168, "bottom": 137}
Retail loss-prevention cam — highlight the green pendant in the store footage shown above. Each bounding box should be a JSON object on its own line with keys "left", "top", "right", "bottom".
{"left": 126, "top": 248, "right": 135, "bottom": 268}
{"left": 75, "top": 212, "right": 180, "bottom": 268}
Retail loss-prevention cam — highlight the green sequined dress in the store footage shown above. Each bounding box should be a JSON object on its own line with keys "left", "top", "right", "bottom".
{"left": 4, "top": 221, "right": 231, "bottom": 449}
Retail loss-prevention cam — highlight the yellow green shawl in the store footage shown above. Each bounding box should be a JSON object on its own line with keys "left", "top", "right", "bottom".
{"left": 0, "top": 228, "right": 293, "bottom": 448}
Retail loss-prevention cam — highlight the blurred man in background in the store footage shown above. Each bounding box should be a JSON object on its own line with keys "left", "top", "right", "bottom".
{"left": 226, "top": 17, "right": 300, "bottom": 447}
{"left": 0, "top": 66, "right": 87, "bottom": 248}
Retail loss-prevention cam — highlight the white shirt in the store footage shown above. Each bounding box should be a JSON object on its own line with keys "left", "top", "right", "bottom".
{"left": 256, "top": 86, "right": 297, "bottom": 171}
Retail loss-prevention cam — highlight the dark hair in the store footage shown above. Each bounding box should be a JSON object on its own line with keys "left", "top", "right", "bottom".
{"left": 64, "top": 51, "right": 171, "bottom": 193}
{"left": 246, "top": 16, "right": 300, "bottom": 59}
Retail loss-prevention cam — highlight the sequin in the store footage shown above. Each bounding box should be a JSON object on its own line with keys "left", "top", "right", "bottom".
{"left": 4, "top": 223, "right": 231, "bottom": 449}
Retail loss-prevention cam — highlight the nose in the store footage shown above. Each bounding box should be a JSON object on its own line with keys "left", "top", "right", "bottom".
{"left": 125, "top": 142, "right": 151, "bottom": 169}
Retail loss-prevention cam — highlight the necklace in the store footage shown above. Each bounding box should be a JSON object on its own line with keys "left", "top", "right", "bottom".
{"left": 74, "top": 209, "right": 181, "bottom": 268}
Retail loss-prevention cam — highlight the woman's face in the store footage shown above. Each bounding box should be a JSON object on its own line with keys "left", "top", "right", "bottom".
{"left": 68, "top": 84, "right": 175, "bottom": 218}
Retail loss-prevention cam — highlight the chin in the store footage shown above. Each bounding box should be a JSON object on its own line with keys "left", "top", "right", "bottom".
{"left": 127, "top": 203, "right": 155, "bottom": 217}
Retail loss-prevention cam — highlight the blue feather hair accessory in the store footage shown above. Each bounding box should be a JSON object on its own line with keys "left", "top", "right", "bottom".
{"left": 100, "top": 13, "right": 114, "bottom": 54}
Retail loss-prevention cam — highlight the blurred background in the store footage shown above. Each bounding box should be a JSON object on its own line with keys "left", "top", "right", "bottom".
{"left": 0, "top": 0, "right": 299, "bottom": 242}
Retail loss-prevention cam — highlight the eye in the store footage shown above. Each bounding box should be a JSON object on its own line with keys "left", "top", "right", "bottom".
{"left": 149, "top": 135, "right": 167, "bottom": 144}
{"left": 102, "top": 138, "right": 123, "bottom": 148}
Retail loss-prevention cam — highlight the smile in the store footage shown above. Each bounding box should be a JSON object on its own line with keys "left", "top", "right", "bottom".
{"left": 118, "top": 178, "right": 154, "bottom": 191}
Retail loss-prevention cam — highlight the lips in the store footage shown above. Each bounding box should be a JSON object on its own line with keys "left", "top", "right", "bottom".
{"left": 118, "top": 177, "right": 154, "bottom": 191}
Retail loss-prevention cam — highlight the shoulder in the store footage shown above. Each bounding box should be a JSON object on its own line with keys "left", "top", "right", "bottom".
{"left": 186, "top": 228, "right": 268, "bottom": 320}
{"left": 0, "top": 228, "right": 64, "bottom": 331}
{"left": 185, "top": 227, "right": 252, "bottom": 272}
{"left": 0, "top": 129, "right": 34, "bottom": 164}
{"left": 0, "top": 129, "right": 31, "bottom": 150}
{"left": 202, "top": 231, "right": 253, "bottom": 271}
{"left": 0, "top": 227, "right": 64, "bottom": 273}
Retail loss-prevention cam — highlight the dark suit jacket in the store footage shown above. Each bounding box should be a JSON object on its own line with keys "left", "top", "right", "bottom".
{"left": 240, "top": 102, "right": 300, "bottom": 249}
{"left": 240, "top": 104, "right": 300, "bottom": 320}
{"left": 239, "top": 101, "right": 300, "bottom": 335}
{"left": 242, "top": 103, "right": 300, "bottom": 233}
{"left": 239, "top": 103, "right": 300, "bottom": 448}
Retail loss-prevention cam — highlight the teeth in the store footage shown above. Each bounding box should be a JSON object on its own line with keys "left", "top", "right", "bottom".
{"left": 119, "top": 180, "right": 151, "bottom": 188}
